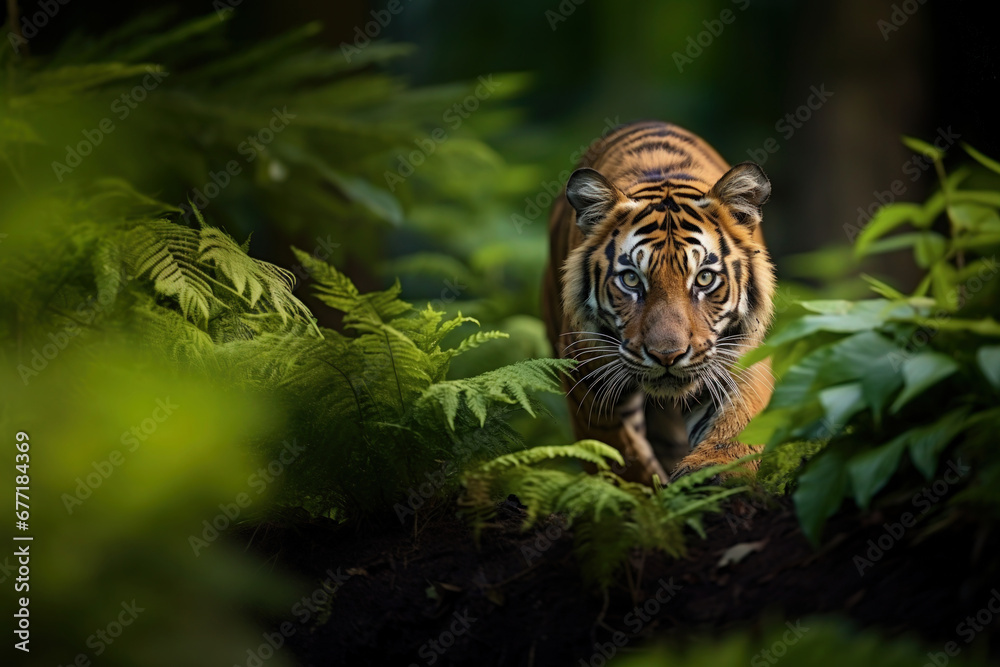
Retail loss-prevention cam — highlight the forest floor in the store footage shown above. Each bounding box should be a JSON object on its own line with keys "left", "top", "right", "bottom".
{"left": 241, "top": 484, "right": 1000, "bottom": 667}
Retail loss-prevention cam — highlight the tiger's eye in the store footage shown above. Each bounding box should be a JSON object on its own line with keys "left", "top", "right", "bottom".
{"left": 696, "top": 270, "right": 715, "bottom": 287}
{"left": 621, "top": 270, "right": 641, "bottom": 288}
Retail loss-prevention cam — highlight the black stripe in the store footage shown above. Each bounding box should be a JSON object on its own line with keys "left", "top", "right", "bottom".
{"left": 635, "top": 221, "right": 658, "bottom": 235}
{"left": 594, "top": 123, "right": 667, "bottom": 157}
{"left": 717, "top": 229, "right": 730, "bottom": 257}
{"left": 689, "top": 404, "right": 717, "bottom": 446}
{"left": 679, "top": 219, "right": 702, "bottom": 233}
{"left": 579, "top": 250, "right": 593, "bottom": 308}
{"left": 746, "top": 267, "right": 760, "bottom": 313}
{"left": 674, "top": 191, "right": 705, "bottom": 199}
{"left": 679, "top": 203, "right": 702, "bottom": 220}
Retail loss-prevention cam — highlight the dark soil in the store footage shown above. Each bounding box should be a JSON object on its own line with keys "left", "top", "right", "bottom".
{"left": 239, "top": 490, "right": 1000, "bottom": 667}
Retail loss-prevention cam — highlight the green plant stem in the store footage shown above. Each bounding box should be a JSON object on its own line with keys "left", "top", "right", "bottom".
{"left": 935, "top": 156, "right": 966, "bottom": 305}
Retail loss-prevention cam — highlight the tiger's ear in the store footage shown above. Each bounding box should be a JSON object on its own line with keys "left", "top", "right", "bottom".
{"left": 566, "top": 168, "right": 629, "bottom": 235}
{"left": 707, "top": 162, "right": 771, "bottom": 229}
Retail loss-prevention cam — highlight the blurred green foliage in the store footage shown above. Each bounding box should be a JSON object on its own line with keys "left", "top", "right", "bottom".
{"left": 610, "top": 617, "right": 996, "bottom": 667}
{"left": 0, "top": 9, "right": 568, "bottom": 664}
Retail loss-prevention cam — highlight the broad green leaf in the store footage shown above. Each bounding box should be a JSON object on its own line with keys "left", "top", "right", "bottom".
{"left": 817, "top": 331, "right": 901, "bottom": 385}
{"left": 914, "top": 232, "right": 948, "bottom": 268}
{"left": 793, "top": 448, "right": 850, "bottom": 545}
{"left": 770, "top": 331, "right": 897, "bottom": 411}
{"left": 818, "top": 382, "right": 865, "bottom": 430}
{"left": 962, "top": 142, "right": 1000, "bottom": 175}
{"left": 860, "top": 355, "right": 904, "bottom": 425}
{"left": 957, "top": 256, "right": 1000, "bottom": 282}
{"left": 948, "top": 203, "right": 999, "bottom": 232}
{"left": 902, "top": 135, "right": 944, "bottom": 162}
{"left": 908, "top": 317, "right": 1000, "bottom": 336}
{"left": 848, "top": 433, "right": 909, "bottom": 509}
{"left": 953, "top": 233, "right": 1000, "bottom": 250}
{"left": 861, "top": 273, "right": 906, "bottom": 300}
{"left": 766, "top": 300, "right": 903, "bottom": 347}
{"left": 907, "top": 408, "right": 970, "bottom": 478}
{"left": 854, "top": 204, "right": 922, "bottom": 256}
{"left": 929, "top": 262, "right": 958, "bottom": 308}
{"left": 890, "top": 352, "right": 959, "bottom": 413}
{"left": 769, "top": 346, "right": 835, "bottom": 409}
{"left": 864, "top": 232, "right": 931, "bottom": 256}
{"left": 741, "top": 407, "right": 795, "bottom": 448}
{"left": 952, "top": 191, "right": 1000, "bottom": 208}
{"left": 978, "top": 346, "right": 1000, "bottom": 390}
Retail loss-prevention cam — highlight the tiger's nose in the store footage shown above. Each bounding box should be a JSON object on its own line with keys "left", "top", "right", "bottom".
{"left": 646, "top": 345, "right": 689, "bottom": 367}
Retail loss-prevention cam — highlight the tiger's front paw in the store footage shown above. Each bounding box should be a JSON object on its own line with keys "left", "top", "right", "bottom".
{"left": 669, "top": 440, "right": 762, "bottom": 484}
{"left": 621, "top": 417, "right": 668, "bottom": 486}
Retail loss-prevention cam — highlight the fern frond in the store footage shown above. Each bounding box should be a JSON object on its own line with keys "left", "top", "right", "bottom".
{"left": 198, "top": 225, "right": 315, "bottom": 331}
{"left": 294, "top": 247, "right": 410, "bottom": 324}
{"left": 453, "top": 330, "right": 509, "bottom": 356}
{"left": 125, "top": 221, "right": 215, "bottom": 324}
{"left": 467, "top": 440, "right": 623, "bottom": 475}
{"left": 416, "top": 358, "right": 571, "bottom": 429}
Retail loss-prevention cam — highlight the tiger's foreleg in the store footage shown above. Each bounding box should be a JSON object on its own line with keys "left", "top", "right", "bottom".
{"left": 566, "top": 387, "right": 667, "bottom": 485}
{"left": 669, "top": 359, "right": 774, "bottom": 483}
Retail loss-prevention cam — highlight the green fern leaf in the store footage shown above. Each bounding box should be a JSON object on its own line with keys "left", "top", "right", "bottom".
{"left": 126, "top": 221, "right": 214, "bottom": 324}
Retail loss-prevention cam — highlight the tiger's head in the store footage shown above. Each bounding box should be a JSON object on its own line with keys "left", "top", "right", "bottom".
{"left": 561, "top": 162, "right": 776, "bottom": 400}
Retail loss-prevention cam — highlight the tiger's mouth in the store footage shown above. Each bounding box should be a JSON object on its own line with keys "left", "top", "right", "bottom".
{"left": 638, "top": 370, "right": 701, "bottom": 399}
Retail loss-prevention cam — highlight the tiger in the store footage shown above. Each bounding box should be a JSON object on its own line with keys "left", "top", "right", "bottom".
{"left": 541, "top": 120, "right": 776, "bottom": 485}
